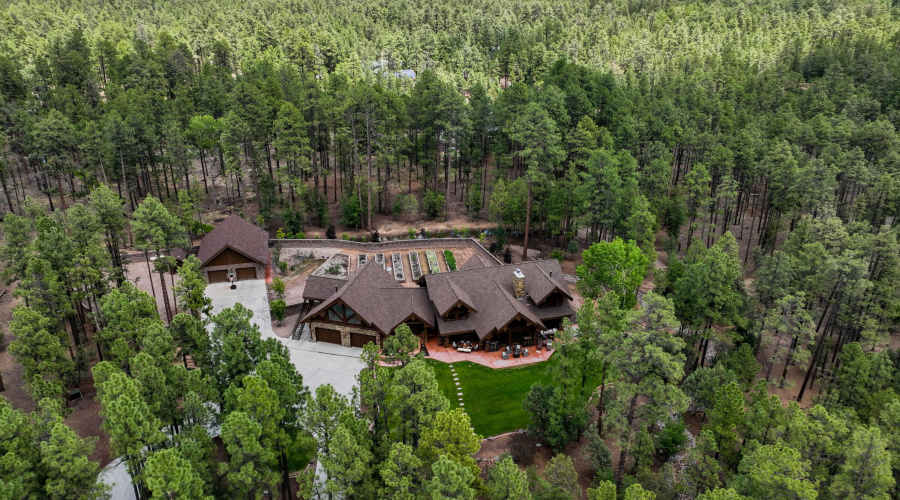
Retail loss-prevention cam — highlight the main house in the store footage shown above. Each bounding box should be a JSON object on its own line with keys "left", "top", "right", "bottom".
{"left": 300, "top": 256, "right": 575, "bottom": 348}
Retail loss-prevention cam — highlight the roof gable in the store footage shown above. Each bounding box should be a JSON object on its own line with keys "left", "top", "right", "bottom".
{"left": 301, "top": 263, "right": 432, "bottom": 334}
{"left": 198, "top": 215, "right": 269, "bottom": 267}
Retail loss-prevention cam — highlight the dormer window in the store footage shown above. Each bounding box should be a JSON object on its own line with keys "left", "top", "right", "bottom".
{"left": 538, "top": 291, "right": 564, "bottom": 308}
{"left": 444, "top": 305, "right": 470, "bottom": 321}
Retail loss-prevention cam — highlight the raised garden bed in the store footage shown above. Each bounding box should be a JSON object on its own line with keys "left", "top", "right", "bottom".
{"left": 358, "top": 254, "right": 368, "bottom": 267}
{"left": 408, "top": 252, "right": 423, "bottom": 280}
{"left": 312, "top": 253, "right": 350, "bottom": 279}
{"left": 391, "top": 253, "right": 405, "bottom": 281}
{"left": 425, "top": 250, "right": 441, "bottom": 274}
{"left": 443, "top": 250, "right": 457, "bottom": 271}
{"left": 375, "top": 253, "right": 385, "bottom": 269}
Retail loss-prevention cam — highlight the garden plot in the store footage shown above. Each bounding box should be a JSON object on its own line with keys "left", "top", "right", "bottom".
{"left": 443, "top": 250, "right": 457, "bottom": 271}
{"left": 408, "top": 252, "right": 423, "bottom": 280}
{"left": 391, "top": 253, "right": 405, "bottom": 281}
{"left": 425, "top": 250, "right": 441, "bottom": 274}
{"left": 358, "top": 254, "right": 368, "bottom": 267}
{"left": 312, "top": 253, "right": 350, "bottom": 278}
{"left": 375, "top": 253, "right": 385, "bottom": 269}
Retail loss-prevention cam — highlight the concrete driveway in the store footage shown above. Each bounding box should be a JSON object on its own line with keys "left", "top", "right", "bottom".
{"left": 206, "top": 279, "right": 363, "bottom": 398}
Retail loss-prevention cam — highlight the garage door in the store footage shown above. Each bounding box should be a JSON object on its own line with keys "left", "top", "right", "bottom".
{"left": 207, "top": 270, "right": 228, "bottom": 283}
{"left": 236, "top": 267, "right": 257, "bottom": 281}
{"left": 350, "top": 332, "right": 377, "bottom": 348}
{"left": 316, "top": 328, "right": 342, "bottom": 344}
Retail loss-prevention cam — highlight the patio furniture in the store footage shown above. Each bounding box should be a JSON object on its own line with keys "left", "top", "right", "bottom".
{"left": 502, "top": 351, "right": 509, "bottom": 360}
{"left": 546, "top": 342, "right": 553, "bottom": 350}
{"left": 513, "top": 350, "right": 521, "bottom": 358}
{"left": 522, "top": 348, "right": 529, "bottom": 357}
{"left": 458, "top": 347, "right": 471, "bottom": 353}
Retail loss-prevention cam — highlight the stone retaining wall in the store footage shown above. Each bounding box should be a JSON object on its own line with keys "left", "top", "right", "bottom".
{"left": 273, "top": 238, "right": 501, "bottom": 266}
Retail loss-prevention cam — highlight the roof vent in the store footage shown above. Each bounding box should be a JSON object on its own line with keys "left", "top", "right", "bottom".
{"left": 335, "top": 285, "right": 339, "bottom": 293}
{"left": 549, "top": 271, "right": 553, "bottom": 277}
{"left": 513, "top": 269, "right": 526, "bottom": 300}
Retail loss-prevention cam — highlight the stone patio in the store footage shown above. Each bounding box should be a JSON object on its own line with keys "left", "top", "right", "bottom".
{"left": 422, "top": 336, "right": 555, "bottom": 368}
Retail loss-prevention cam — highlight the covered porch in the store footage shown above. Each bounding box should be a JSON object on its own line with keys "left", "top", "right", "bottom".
{"left": 421, "top": 333, "right": 555, "bottom": 369}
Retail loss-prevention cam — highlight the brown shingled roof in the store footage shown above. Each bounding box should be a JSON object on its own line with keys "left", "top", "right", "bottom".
{"left": 527, "top": 263, "right": 573, "bottom": 304}
{"left": 301, "top": 263, "right": 435, "bottom": 333}
{"left": 423, "top": 260, "right": 574, "bottom": 340}
{"left": 303, "top": 275, "right": 348, "bottom": 301}
{"left": 300, "top": 259, "right": 575, "bottom": 341}
{"left": 198, "top": 215, "right": 269, "bottom": 266}
{"left": 428, "top": 274, "right": 478, "bottom": 316}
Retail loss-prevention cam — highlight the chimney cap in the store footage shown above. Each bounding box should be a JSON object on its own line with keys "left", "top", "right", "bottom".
{"left": 513, "top": 269, "right": 525, "bottom": 279}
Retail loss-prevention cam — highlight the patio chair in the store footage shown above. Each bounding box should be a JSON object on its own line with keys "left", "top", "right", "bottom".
{"left": 523, "top": 348, "right": 529, "bottom": 357}
{"left": 502, "top": 351, "right": 510, "bottom": 360}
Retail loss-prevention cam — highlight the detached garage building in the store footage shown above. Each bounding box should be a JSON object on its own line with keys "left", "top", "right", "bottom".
{"left": 197, "top": 215, "right": 269, "bottom": 284}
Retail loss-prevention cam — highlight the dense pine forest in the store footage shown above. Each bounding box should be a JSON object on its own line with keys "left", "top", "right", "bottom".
{"left": 1, "top": 0, "right": 900, "bottom": 498}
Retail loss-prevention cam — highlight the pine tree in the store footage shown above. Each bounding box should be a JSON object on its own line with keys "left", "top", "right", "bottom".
{"left": 587, "top": 481, "right": 617, "bottom": 500}
{"left": 173, "top": 255, "right": 211, "bottom": 318}
{"left": 487, "top": 452, "right": 531, "bottom": 500}
{"left": 132, "top": 196, "right": 189, "bottom": 322}
{"left": 383, "top": 323, "right": 420, "bottom": 366}
{"left": 143, "top": 448, "right": 208, "bottom": 500}
{"left": 96, "top": 372, "right": 165, "bottom": 496}
{"left": 219, "top": 411, "right": 279, "bottom": 498}
{"left": 389, "top": 359, "right": 449, "bottom": 448}
{"left": 708, "top": 382, "right": 745, "bottom": 461}
{"left": 829, "top": 426, "right": 894, "bottom": 500}
{"left": 418, "top": 408, "right": 482, "bottom": 483}
{"left": 379, "top": 442, "right": 423, "bottom": 500}
{"left": 507, "top": 102, "right": 565, "bottom": 260}
{"left": 734, "top": 443, "right": 817, "bottom": 500}
{"left": 321, "top": 424, "right": 375, "bottom": 498}
{"left": 425, "top": 454, "right": 475, "bottom": 500}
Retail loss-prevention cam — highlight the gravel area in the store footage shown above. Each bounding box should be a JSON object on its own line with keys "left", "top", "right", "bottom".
{"left": 124, "top": 258, "right": 180, "bottom": 321}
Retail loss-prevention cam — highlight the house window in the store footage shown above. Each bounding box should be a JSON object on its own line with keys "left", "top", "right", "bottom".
{"left": 539, "top": 292, "right": 563, "bottom": 308}
{"left": 325, "top": 303, "right": 361, "bottom": 324}
{"left": 445, "top": 306, "right": 469, "bottom": 321}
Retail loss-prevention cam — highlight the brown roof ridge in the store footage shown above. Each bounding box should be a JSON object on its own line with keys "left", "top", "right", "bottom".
{"left": 198, "top": 214, "right": 269, "bottom": 266}
{"left": 532, "top": 263, "right": 573, "bottom": 302}
{"left": 493, "top": 279, "right": 545, "bottom": 330}
{"left": 446, "top": 278, "right": 477, "bottom": 312}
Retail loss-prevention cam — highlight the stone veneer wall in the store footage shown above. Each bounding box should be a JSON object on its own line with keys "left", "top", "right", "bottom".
{"left": 310, "top": 321, "right": 381, "bottom": 347}
{"left": 274, "top": 238, "right": 501, "bottom": 266}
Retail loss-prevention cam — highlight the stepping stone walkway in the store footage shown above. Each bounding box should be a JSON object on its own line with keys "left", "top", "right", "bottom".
{"left": 450, "top": 365, "right": 466, "bottom": 410}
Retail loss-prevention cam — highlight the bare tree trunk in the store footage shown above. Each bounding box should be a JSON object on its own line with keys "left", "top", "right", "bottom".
{"left": 522, "top": 180, "right": 532, "bottom": 260}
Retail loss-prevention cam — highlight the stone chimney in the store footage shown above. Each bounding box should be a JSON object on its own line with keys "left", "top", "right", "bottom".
{"left": 513, "top": 269, "right": 526, "bottom": 300}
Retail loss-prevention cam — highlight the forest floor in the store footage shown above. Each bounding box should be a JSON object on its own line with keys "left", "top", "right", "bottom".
{"left": 475, "top": 405, "right": 620, "bottom": 498}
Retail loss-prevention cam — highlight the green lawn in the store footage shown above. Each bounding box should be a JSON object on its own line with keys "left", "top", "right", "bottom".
{"left": 425, "top": 356, "right": 562, "bottom": 437}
